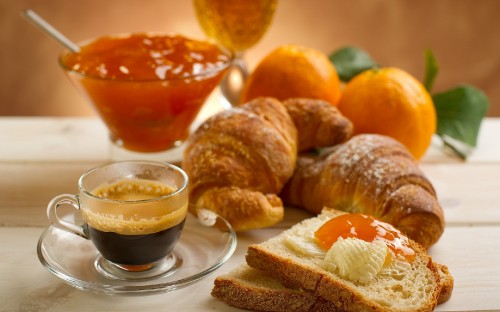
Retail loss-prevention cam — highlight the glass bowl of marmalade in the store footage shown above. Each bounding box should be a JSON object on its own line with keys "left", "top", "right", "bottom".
{"left": 59, "top": 33, "right": 232, "bottom": 160}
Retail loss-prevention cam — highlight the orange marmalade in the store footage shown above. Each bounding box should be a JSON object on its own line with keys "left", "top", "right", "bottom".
{"left": 314, "top": 213, "right": 415, "bottom": 261}
{"left": 60, "top": 34, "right": 231, "bottom": 152}
{"left": 62, "top": 34, "right": 231, "bottom": 80}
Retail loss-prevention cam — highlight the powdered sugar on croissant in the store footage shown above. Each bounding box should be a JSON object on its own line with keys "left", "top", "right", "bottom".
{"left": 281, "top": 134, "right": 445, "bottom": 248}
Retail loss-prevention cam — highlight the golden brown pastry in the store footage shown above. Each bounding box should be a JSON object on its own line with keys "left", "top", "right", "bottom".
{"left": 280, "top": 134, "right": 445, "bottom": 248}
{"left": 183, "top": 97, "right": 353, "bottom": 231}
{"left": 282, "top": 98, "right": 353, "bottom": 152}
{"left": 182, "top": 97, "right": 298, "bottom": 231}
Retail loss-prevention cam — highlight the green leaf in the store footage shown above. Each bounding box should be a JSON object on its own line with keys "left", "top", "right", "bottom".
{"left": 433, "top": 85, "right": 489, "bottom": 150}
{"left": 329, "top": 46, "right": 378, "bottom": 82}
{"left": 423, "top": 49, "right": 439, "bottom": 92}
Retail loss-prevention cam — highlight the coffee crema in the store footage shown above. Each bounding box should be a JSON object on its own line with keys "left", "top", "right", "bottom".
{"left": 92, "top": 179, "right": 174, "bottom": 200}
{"left": 83, "top": 179, "right": 187, "bottom": 235}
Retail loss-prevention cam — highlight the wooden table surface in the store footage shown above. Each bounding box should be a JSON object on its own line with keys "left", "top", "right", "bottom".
{"left": 1, "top": 93, "right": 499, "bottom": 311}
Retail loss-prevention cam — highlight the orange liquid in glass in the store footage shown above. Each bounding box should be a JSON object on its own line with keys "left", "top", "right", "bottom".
{"left": 194, "top": 0, "right": 277, "bottom": 52}
{"left": 314, "top": 213, "right": 415, "bottom": 261}
{"left": 61, "top": 34, "right": 231, "bottom": 152}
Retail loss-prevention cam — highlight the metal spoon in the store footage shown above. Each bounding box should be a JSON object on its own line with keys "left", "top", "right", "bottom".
{"left": 21, "top": 9, "right": 80, "bottom": 53}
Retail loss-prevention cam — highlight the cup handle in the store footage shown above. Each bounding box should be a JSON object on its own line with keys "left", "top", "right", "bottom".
{"left": 47, "top": 194, "right": 88, "bottom": 239}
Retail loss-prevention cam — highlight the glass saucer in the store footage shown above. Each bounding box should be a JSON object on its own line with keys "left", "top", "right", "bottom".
{"left": 37, "top": 210, "right": 237, "bottom": 295}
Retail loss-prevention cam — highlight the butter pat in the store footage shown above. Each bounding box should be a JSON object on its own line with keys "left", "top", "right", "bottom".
{"left": 323, "top": 237, "right": 388, "bottom": 284}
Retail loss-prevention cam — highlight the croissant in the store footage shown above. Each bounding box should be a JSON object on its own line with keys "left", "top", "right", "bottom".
{"left": 280, "top": 134, "right": 445, "bottom": 248}
{"left": 182, "top": 97, "right": 353, "bottom": 231}
{"left": 282, "top": 98, "right": 353, "bottom": 152}
{"left": 182, "top": 97, "right": 297, "bottom": 231}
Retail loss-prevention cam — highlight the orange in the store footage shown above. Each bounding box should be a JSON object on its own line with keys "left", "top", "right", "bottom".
{"left": 337, "top": 67, "right": 436, "bottom": 160}
{"left": 240, "top": 44, "right": 342, "bottom": 105}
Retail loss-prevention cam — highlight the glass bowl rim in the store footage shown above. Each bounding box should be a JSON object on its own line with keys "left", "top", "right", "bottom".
{"left": 58, "top": 32, "right": 234, "bottom": 83}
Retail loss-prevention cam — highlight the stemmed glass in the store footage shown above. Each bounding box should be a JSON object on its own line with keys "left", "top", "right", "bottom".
{"left": 193, "top": 0, "right": 278, "bottom": 106}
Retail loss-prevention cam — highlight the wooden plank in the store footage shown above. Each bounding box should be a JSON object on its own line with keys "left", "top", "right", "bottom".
{"left": 1, "top": 162, "right": 499, "bottom": 227}
{"left": 1, "top": 117, "right": 498, "bottom": 165}
{"left": 429, "top": 225, "right": 500, "bottom": 311}
{"left": 0, "top": 117, "right": 109, "bottom": 162}
{"left": 0, "top": 89, "right": 226, "bottom": 163}
{"left": 1, "top": 225, "right": 499, "bottom": 311}
{"left": 421, "top": 164, "right": 500, "bottom": 225}
{"left": 0, "top": 162, "right": 100, "bottom": 226}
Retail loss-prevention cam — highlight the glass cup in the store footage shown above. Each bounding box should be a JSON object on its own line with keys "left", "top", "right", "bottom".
{"left": 59, "top": 33, "right": 232, "bottom": 161}
{"left": 47, "top": 160, "right": 189, "bottom": 280}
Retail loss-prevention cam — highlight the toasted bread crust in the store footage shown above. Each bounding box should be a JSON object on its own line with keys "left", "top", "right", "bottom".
{"left": 436, "top": 263, "right": 454, "bottom": 304}
{"left": 212, "top": 274, "right": 317, "bottom": 311}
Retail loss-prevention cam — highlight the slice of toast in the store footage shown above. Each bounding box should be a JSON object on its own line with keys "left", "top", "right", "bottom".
{"left": 212, "top": 264, "right": 324, "bottom": 312}
{"left": 243, "top": 208, "right": 447, "bottom": 312}
{"left": 212, "top": 262, "right": 453, "bottom": 312}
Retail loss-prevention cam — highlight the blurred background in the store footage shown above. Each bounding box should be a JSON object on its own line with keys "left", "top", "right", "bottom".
{"left": 1, "top": 0, "right": 499, "bottom": 116}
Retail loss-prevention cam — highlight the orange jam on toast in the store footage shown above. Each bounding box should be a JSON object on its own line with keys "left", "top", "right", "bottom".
{"left": 314, "top": 213, "right": 415, "bottom": 261}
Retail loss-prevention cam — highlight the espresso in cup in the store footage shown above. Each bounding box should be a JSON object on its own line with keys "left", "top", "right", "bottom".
{"left": 84, "top": 179, "right": 187, "bottom": 269}
{"left": 47, "top": 161, "right": 189, "bottom": 276}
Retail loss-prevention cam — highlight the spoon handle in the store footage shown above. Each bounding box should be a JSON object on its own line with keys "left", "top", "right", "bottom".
{"left": 22, "top": 9, "right": 81, "bottom": 53}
